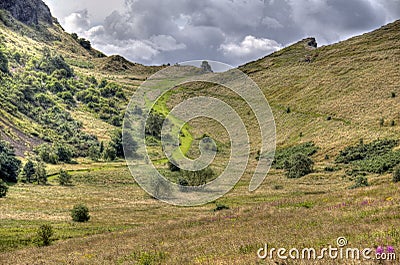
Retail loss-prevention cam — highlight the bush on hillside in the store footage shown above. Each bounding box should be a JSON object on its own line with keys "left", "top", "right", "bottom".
{"left": 283, "top": 153, "right": 314, "bottom": 179}
{"left": 272, "top": 142, "right": 318, "bottom": 169}
{"left": 35, "top": 224, "right": 54, "bottom": 246}
{"left": 71, "top": 204, "right": 90, "bottom": 222}
{"left": 0, "top": 179, "right": 8, "bottom": 198}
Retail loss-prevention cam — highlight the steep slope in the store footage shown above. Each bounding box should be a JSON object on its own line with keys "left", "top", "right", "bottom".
{"left": 0, "top": 0, "right": 160, "bottom": 157}
{"left": 239, "top": 20, "right": 400, "bottom": 155}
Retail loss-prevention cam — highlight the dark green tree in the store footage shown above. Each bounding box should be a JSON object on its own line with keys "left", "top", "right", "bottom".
{"left": 110, "top": 130, "right": 124, "bottom": 158}
{"left": 58, "top": 169, "right": 72, "bottom": 186}
{"left": 145, "top": 112, "right": 165, "bottom": 139}
{"left": 71, "top": 204, "right": 90, "bottom": 222}
{"left": 35, "top": 161, "right": 47, "bottom": 185}
{"left": 0, "top": 141, "right": 21, "bottom": 183}
{"left": 103, "top": 143, "right": 117, "bottom": 161}
{"left": 0, "top": 179, "right": 8, "bottom": 198}
{"left": 22, "top": 160, "right": 36, "bottom": 183}
{"left": 54, "top": 144, "right": 73, "bottom": 163}
{"left": 88, "top": 145, "right": 101, "bottom": 161}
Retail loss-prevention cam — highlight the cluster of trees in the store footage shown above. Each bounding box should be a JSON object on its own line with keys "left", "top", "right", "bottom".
{"left": 71, "top": 33, "right": 91, "bottom": 50}
{"left": 21, "top": 159, "right": 47, "bottom": 184}
{"left": 75, "top": 77, "right": 126, "bottom": 126}
{"left": 34, "top": 143, "right": 74, "bottom": 164}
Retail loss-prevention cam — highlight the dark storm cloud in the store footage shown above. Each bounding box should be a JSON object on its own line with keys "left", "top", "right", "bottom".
{"left": 44, "top": 0, "right": 400, "bottom": 66}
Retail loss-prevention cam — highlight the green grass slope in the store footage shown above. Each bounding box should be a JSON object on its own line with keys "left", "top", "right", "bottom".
{"left": 240, "top": 20, "right": 400, "bottom": 155}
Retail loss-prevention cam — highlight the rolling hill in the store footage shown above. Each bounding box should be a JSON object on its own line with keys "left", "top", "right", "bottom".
{"left": 0, "top": 0, "right": 400, "bottom": 264}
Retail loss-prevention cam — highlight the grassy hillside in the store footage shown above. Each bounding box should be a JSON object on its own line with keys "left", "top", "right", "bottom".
{"left": 0, "top": 10, "right": 162, "bottom": 157}
{"left": 1, "top": 2, "right": 400, "bottom": 263}
{"left": 240, "top": 20, "right": 400, "bottom": 154}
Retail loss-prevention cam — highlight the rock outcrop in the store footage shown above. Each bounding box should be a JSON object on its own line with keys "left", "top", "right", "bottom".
{"left": 0, "top": 0, "right": 53, "bottom": 25}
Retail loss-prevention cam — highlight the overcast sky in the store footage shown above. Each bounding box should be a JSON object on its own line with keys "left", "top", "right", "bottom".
{"left": 43, "top": 0, "right": 400, "bottom": 66}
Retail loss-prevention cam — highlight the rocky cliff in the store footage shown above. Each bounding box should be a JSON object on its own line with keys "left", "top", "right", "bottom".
{"left": 0, "top": 0, "right": 53, "bottom": 25}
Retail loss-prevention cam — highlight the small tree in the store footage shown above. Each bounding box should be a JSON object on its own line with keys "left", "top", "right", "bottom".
{"left": 393, "top": 165, "right": 400, "bottom": 183}
{"left": 58, "top": 169, "right": 72, "bottom": 186}
{"left": 0, "top": 179, "right": 8, "bottom": 198}
{"left": 22, "top": 160, "right": 36, "bottom": 183}
{"left": 35, "top": 224, "right": 54, "bottom": 246}
{"left": 71, "top": 204, "right": 90, "bottom": 222}
{"left": 35, "top": 161, "right": 47, "bottom": 185}
{"left": 103, "top": 144, "right": 116, "bottom": 161}
{"left": 88, "top": 145, "right": 101, "bottom": 161}
{"left": 283, "top": 153, "right": 314, "bottom": 179}
{"left": 0, "top": 141, "right": 21, "bottom": 183}
{"left": 55, "top": 144, "right": 73, "bottom": 163}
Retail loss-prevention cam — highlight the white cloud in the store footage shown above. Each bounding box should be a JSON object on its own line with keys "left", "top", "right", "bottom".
{"left": 95, "top": 40, "right": 159, "bottom": 61}
{"left": 148, "top": 35, "right": 186, "bottom": 51}
{"left": 63, "top": 9, "right": 90, "bottom": 34}
{"left": 220, "top": 36, "right": 282, "bottom": 58}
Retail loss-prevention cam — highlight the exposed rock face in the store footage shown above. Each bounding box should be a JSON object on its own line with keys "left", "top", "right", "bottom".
{"left": 0, "top": 0, "right": 53, "bottom": 25}
{"left": 306, "top": 38, "right": 318, "bottom": 48}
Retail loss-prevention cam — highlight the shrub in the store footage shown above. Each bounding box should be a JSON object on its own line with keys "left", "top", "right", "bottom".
{"left": 145, "top": 112, "right": 166, "bottom": 139}
{"left": 273, "top": 142, "right": 318, "bottom": 169}
{"left": 0, "top": 49, "right": 9, "bottom": 74}
{"left": 35, "top": 144, "right": 58, "bottom": 164}
{"left": 58, "top": 169, "right": 72, "bottom": 186}
{"left": 335, "top": 139, "right": 398, "bottom": 164}
{"left": 214, "top": 203, "right": 229, "bottom": 211}
{"left": 391, "top": 92, "right": 396, "bottom": 98}
{"left": 71, "top": 204, "right": 90, "bottom": 222}
{"left": 284, "top": 153, "right": 314, "bottom": 179}
{"left": 78, "top": 38, "right": 91, "bottom": 50}
{"left": 168, "top": 160, "right": 180, "bottom": 172}
{"left": 0, "top": 179, "right": 8, "bottom": 198}
{"left": 35, "top": 224, "right": 54, "bottom": 246}
{"left": 350, "top": 176, "right": 369, "bottom": 189}
{"left": 393, "top": 165, "right": 400, "bottom": 183}
{"left": 180, "top": 167, "right": 215, "bottom": 186}
{"left": 88, "top": 145, "right": 101, "bottom": 161}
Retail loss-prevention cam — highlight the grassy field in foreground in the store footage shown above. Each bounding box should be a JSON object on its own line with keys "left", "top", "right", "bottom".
{"left": 1, "top": 162, "right": 400, "bottom": 264}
